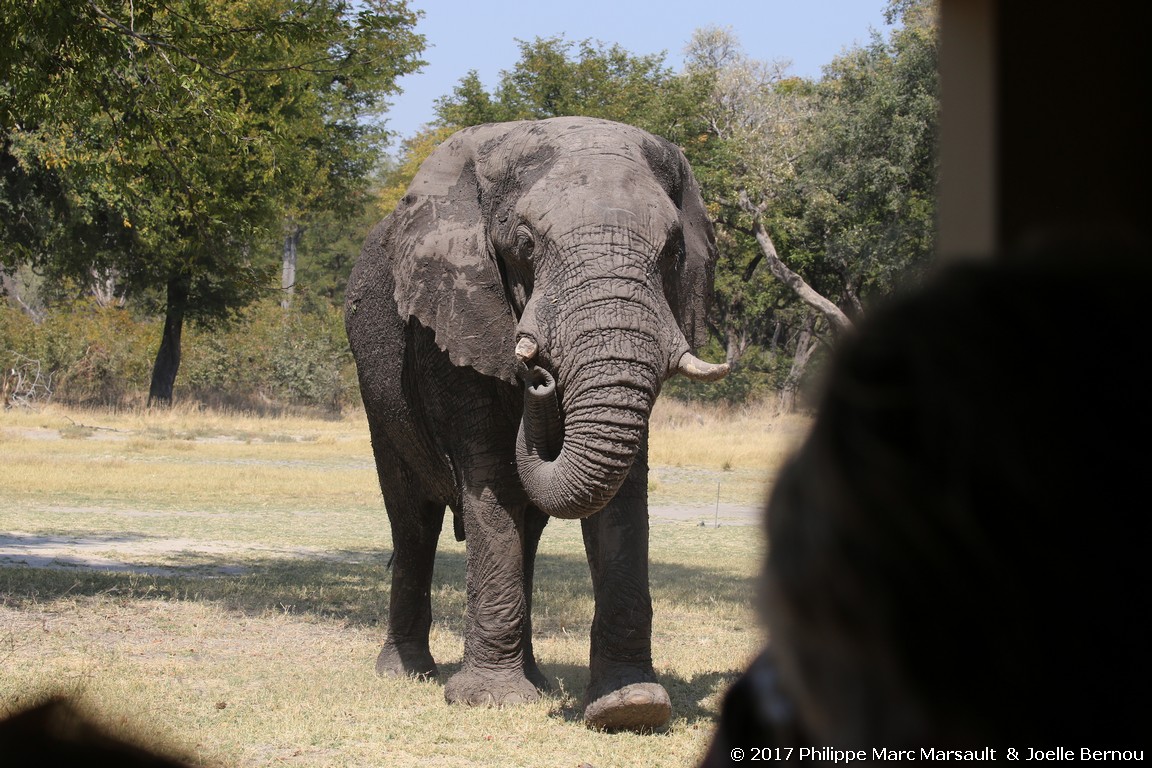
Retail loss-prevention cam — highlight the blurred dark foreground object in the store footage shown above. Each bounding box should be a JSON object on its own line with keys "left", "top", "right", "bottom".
{"left": 0, "top": 697, "right": 191, "bottom": 767}
{"left": 702, "top": 254, "right": 1149, "bottom": 763}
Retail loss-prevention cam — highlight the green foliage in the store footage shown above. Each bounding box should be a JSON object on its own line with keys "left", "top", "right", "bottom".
{"left": 796, "top": 0, "right": 939, "bottom": 306}
{"left": 434, "top": 36, "right": 685, "bottom": 135}
{"left": 1, "top": 0, "right": 427, "bottom": 261}
{"left": 661, "top": 338, "right": 795, "bottom": 405}
{"left": 0, "top": 303, "right": 35, "bottom": 359}
{"left": 0, "top": 300, "right": 158, "bottom": 405}
{"left": 673, "top": 7, "right": 938, "bottom": 406}
{"left": 290, "top": 206, "right": 384, "bottom": 307}
{"left": 1, "top": 0, "right": 425, "bottom": 400}
{"left": 41, "top": 304, "right": 157, "bottom": 406}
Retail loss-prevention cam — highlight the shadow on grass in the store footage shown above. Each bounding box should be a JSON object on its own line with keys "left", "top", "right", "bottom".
{"left": 0, "top": 535, "right": 755, "bottom": 629}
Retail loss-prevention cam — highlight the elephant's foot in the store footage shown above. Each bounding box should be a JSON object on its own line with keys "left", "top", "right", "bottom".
{"left": 375, "top": 641, "right": 438, "bottom": 679}
{"left": 444, "top": 666, "right": 541, "bottom": 707}
{"left": 583, "top": 667, "right": 671, "bottom": 731}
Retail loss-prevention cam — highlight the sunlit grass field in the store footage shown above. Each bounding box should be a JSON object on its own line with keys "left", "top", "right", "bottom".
{"left": 0, "top": 400, "right": 809, "bottom": 767}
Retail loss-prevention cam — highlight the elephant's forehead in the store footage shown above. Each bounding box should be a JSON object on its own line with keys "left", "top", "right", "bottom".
{"left": 520, "top": 167, "right": 676, "bottom": 233}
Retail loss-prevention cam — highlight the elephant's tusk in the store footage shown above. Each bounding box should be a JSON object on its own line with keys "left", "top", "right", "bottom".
{"left": 677, "top": 351, "right": 730, "bottom": 382}
{"left": 515, "top": 336, "right": 538, "bottom": 363}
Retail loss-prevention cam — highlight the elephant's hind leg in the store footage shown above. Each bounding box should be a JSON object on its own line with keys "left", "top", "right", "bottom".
{"left": 521, "top": 506, "right": 550, "bottom": 692}
{"left": 378, "top": 489, "right": 444, "bottom": 679}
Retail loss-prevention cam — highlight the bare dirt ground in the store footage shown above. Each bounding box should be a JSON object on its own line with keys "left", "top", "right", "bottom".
{"left": 0, "top": 531, "right": 377, "bottom": 574}
{"left": 0, "top": 504, "right": 760, "bottom": 577}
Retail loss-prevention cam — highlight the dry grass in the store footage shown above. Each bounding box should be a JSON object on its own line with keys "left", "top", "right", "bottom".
{"left": 647, "top": 398, "right": 810, "bottom": 514}
{"left": 0, "top": 401, "right": 805, "bottom": 767}
{"left": 649, "top": 397, "right": 810, "bottom": 473}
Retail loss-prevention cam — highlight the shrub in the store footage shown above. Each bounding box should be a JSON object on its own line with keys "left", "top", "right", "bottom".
{"left": 3, "top": 297, "right": 356, "bottom": 412}
{"left": 0, "top": 303, "right": 37, "bottom": 361}
{"left": 180, "top": 300, "right": 356, "bottom": 412}
{"left": 11, "top": 301, "right": 158, "bottom": 407}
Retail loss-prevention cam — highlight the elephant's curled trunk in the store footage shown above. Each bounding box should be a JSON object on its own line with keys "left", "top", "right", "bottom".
{"left": 516, "top": 364, "right": 648, "bottom": 520}
{"left": 518, "top": 366, "right": 563, "bottom": 461}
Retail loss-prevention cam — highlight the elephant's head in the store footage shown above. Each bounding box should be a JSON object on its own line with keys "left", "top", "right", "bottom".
{"left": 387, "top": 117, "right": 727, "bottom": 518}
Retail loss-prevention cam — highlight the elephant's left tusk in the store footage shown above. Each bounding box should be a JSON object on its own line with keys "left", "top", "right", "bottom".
{"left": 677, "top": 351, "right": 730, "bottom": 382}
{"left": 515, "top": 336, "right": 538, "bottom": 363}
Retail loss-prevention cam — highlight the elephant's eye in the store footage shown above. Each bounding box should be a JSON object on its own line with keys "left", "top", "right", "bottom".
{"left": 513, "top": 225, "right": 535, "bottom": 260}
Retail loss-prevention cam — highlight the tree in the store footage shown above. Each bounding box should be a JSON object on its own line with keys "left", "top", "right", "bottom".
{"left": 683, "top": 3, "right": 938, "bottom": 408}
{"left": 0, "top": 0, "right": 425, "bottom": 404}
{"left": 797, "top": 0, "right": 938, "bottom": 311}
{"left": 433, "top": 36, "right": 683, "bottom": 135}
{"left": 674, "top": 27, "right": 828, "bottom": 407}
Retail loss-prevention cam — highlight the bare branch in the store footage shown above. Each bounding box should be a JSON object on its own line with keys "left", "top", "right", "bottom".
{"left": 735, "top": 191, "right": 853, "bottom": 333}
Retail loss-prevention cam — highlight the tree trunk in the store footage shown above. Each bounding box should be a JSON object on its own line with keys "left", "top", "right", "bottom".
{"left": 768, "top": 320, "right": 783, "bottom": 362}
{"left": 148, "top": 276, "right": 189, "bottom": 407}
{"left": 90, "top": 269, "right": 123, "bottom": 308}
{"left": 281, "top": 224, "right": 302, "bottom": 309}
{"left": 779, "top": 312, "right": 820, "bottom": 413}
{"left": 724, "top": 323, "right": 745, "bottom": 366}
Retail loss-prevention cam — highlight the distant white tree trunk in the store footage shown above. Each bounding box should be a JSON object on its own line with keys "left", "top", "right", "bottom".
{"left": 281, "top": 223, "right": 302, "bottom": 310}
{"left": 779, "top": 312, "right": 821, "bottom": 413}
{"left": 1, "top": 269, "right": 46, "bottom": 322}
{"left": 90, "top": 269, "right": 124, "bottom": 308}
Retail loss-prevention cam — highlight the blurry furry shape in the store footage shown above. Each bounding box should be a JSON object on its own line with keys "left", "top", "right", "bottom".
{"left": 0, "top": 697, "right": 190, "bottom": 767}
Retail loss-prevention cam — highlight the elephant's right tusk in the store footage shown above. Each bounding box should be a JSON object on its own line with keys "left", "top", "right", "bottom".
{"left": 677, "top": 351, "right": 730, "bottom": 382}
{"left": 515, "top": 336, "right": 538, "bottom": 363}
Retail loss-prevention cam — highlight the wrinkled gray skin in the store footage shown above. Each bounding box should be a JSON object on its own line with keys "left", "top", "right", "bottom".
{"left": 345, "top": 117, "right": 728, "bottom": 731}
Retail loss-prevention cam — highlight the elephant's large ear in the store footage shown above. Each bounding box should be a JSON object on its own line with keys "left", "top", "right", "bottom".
{"left": 644, "top": 138, "right": 719, "bottom": 351}
{"left": 387, "top": 125, "right": 519, "bottom": 384}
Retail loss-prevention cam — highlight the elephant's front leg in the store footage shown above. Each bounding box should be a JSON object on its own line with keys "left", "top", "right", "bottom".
{"left": 444, "top": 487, "right": 543, "bottom": 707}
{"left": 581, "top": 442, "right": 672, "bottom": 731}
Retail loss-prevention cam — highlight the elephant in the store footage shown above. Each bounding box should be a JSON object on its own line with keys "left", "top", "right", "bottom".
{"left": 344, "top": 116, "right": 729, "bottom": 731}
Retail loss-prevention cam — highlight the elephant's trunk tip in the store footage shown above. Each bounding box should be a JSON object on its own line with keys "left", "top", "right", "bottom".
{"left": 676, "top": 351, "right": 730, "bottom": 382}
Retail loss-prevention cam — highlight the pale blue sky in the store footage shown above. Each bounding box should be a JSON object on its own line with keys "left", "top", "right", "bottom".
{"left": 383, "top": 0, "right": 893, "bottom": 141}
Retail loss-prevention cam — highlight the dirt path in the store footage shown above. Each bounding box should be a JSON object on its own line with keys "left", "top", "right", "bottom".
{"left": 0, "top": 503, "right": 760, "bottom": 577}
{"left": 0, "top": 532, "right": 377, "bottom": 575}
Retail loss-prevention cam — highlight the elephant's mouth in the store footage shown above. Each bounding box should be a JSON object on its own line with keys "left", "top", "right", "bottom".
{"left": 518, "top": 364, "right": 562, "bottom": 462}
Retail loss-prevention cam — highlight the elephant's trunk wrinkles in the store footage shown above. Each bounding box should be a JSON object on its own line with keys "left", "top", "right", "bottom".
{"left": 516, "top": 337, "right": 656, "bottom": 520}
{"left": 516, "top": 378, "right": 650, "bottom": 519}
